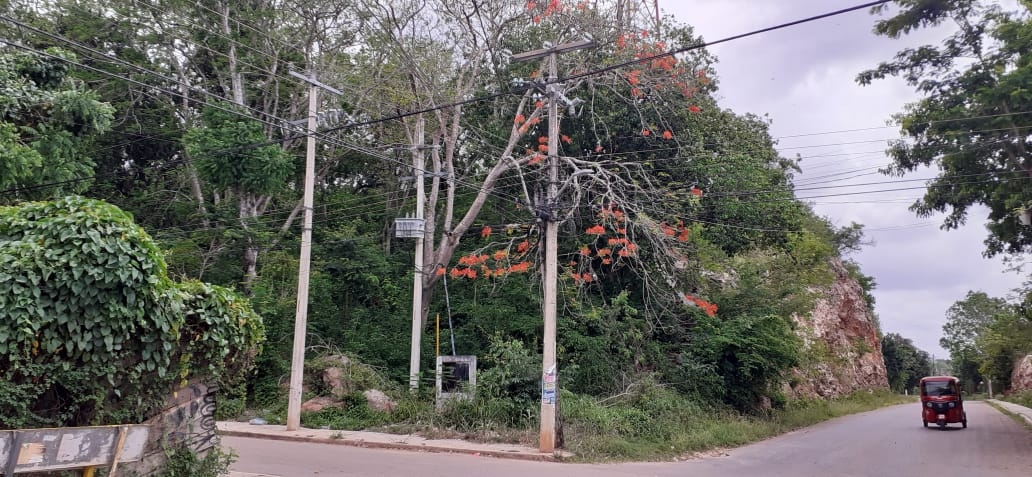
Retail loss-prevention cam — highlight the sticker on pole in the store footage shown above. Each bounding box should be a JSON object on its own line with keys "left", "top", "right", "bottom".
{"left": 541, "top": 366, "right": 557, "bottom": 404}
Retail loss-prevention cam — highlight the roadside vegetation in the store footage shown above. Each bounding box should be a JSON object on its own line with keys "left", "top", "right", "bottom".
{"left": 240, "top": 349, "right": 910, "bottom": 461}
{"left": 7, "top": 0, "right": 1032, "bottom": 469}
{"left": 1001, "top": 391, "right": 1032, "bottom": 410}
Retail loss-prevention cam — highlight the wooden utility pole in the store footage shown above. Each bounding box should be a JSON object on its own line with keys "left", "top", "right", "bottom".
{"left": 286, "top": 70, "right": 342, "bottom": 431}
{"left": 512, "top": 39, "right": 594, "bottom": 454}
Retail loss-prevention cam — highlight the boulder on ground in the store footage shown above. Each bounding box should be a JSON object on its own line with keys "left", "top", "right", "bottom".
{"left": 301, "top": 396, "right": 340, "bottom": 413}
{"left": 323, "top": 366, "right": 347, "bottom": 397}
{"left": 363, "top": 389, "right": 396, "bottom": 413}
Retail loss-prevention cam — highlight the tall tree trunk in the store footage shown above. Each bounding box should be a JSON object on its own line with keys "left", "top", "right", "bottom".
{"left": 221, "top": 3, "right": 245, "bottom": 106}
{"left": 221, "top": 2, "right": 268, "bottom": 291}
{"left": 239, "top": 193, "right": 261, "bottom": 291}
{"left": 171, "top": 48, "right": 210, "bottom": 227}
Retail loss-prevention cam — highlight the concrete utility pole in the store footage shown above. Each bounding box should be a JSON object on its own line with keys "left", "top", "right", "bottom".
{"left": 409, "top": 115, "right": 426, "bottom": 391}
{"left": 286, "top": 70, "right": 342, "bottom": 431}
{"left": 512, "top": 38, "right": 594, "bottom": 454}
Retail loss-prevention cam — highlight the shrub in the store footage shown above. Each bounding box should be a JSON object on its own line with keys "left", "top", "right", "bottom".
{"left": 0, "top": 197, "right": 264, "bottom": 429}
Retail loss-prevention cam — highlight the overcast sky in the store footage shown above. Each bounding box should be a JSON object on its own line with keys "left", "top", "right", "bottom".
{"left": 661, "top": 0, "right": 1026, "bottom": 358}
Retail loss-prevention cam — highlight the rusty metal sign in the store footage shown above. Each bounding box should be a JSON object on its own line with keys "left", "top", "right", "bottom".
{"left": 0, "top": 425, "right": 148, "bottom": 475}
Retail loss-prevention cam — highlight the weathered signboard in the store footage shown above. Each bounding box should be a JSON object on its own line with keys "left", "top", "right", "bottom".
{"left": 0, "top": 425, "right": 149, "bottom": 475}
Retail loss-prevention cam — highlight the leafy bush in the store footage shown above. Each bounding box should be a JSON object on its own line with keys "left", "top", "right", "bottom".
{"left": 478, "top": 336, "right": 539, "bottom": 401}
{"left": 687, "top": 313, "right": 801, "bottom": 412}
{"left": 0, "top": 197, "right": 264, "bottom": 429}
{"left": 145, "top": 443, "right": 235, "bottom": 477}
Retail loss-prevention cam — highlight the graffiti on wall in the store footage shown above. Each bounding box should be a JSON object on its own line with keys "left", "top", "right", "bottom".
{"left": 158, "top": 382, "right": 218, "bottom": 452}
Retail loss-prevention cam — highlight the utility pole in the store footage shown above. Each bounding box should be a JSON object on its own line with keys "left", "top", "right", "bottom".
{"left": 409, "top": 115, "right": 426, "bottom": 391}
{"left": 286, "top": 70, "right": 342, "bottom": 431}
{"left": 512, "top": 39, "right": 594, "bottom": 454}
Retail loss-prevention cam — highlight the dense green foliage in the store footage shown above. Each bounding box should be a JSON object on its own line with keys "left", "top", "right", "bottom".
{"left": 0, "top": 196, "right": 263, "bottom": 429}
{"left": 940, "top": 291, "right": 1013, "bottom": 389}
{"left": 184, "top": 104, "right": 293, "bottom": 197}
{"left": 0, "top": 48, "right": 113, "bottom": 201}
{"left": 859, "top": 1, "right": 1032, "bottom": 257}
{"left": 881, "top": 333, "right": 932, "bottom": 393}
{"left": 0, "top": 2, "right": 899, "bottom": 454}
{"left": 934, "top": 290, "right": 1032, "bottom": 392}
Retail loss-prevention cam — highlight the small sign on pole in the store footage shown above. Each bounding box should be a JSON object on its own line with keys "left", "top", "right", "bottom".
{"left": 394, "top": 218, "right": 426, "bottom": 238}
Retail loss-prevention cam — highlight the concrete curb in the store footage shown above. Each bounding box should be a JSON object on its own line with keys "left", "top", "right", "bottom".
{"left": 987, "top": 399, "right": 1032, "bottom": 427}
{"left": 217, "top": 429, "right": 561, "bottom": 462}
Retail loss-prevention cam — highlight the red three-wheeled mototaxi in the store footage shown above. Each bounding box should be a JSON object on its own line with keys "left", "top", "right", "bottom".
{"left": 919, "top": 376, "right": 967, "bottom": 429}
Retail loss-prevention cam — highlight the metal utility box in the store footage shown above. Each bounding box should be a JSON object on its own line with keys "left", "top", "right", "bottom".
{"left": 436, "top": 355, "right": 477, "bottom": 407}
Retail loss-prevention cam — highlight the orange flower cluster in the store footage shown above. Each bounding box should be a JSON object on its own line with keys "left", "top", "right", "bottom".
{"left": 448, "top": 239, "right": 535, "bottom": 280}
{"left": 660, "top": 221, "right": 690, "bottom": 242}
{"left": 458, "top": 254, "right": 490, "bottom": 267}
{"left": 569, "top": 272, "right": 593, "bottom": 283}
{"left": 685, "top": 294, "right": 718, "bottom": 317}
{"left": 599, "top": 206, "right": 625, "bottom": 222}
{"left": 577, "top": 206, "right": 639, "bottom": 266}
{"left": 450, "top": 259, "right": 534, "bottom": 280}
{"left": 625, "top": 70, "right": 642, "bottom": 85}
{"left": 611, "top": 27, "right": 714, "bottom": 137}
{"left": 527, "top": 0, "right": 563, "bottom": 23}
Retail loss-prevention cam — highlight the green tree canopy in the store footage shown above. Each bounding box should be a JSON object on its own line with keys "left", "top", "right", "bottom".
{"left": 858, "top": 1, "right": 1032, "bottom": 257}
{"left": 881, "top": 333, "right": 931, "bottom": 392}
{"left": 940, "top": 290, "right": 1013, "bottom": 389}
{"left": 0, "top": 48, "right": 113, "bottom": 202}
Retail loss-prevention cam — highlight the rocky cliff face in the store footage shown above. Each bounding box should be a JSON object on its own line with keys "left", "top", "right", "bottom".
{"left": 1010, "top": 354, "right": 1032, "bottom": 392}
{"left": 785, "top": 258, "right": 889, "bottom": 399}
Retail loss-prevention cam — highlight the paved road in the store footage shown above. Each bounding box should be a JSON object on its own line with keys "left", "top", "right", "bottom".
{"left": 223, "top": 401, "right": 1032, "bottom": 477}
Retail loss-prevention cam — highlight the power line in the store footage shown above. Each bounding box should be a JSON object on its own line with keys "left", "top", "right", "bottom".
{"left": 8, "top": 0, "right": 1024, "bottom": 201}
{"left": 0, "top": 32, "right": 530, "bottom": 208}
{"left": 773, "top": 110, "right": 1032, "bottom": 140}
{"left": 194, "top": 0, "right": 897, "bottom": 155}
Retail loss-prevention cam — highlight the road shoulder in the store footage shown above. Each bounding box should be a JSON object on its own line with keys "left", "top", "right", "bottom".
{"left": 217, "top": 421, "right": 566, "bottom": 462}
{"left": 987, "top": 399, "right": 1032, "bottom": 428}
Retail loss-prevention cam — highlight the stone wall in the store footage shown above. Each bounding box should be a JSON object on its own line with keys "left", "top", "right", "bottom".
{"left": 117, "top": 382, "right": 218, "bottom": 476}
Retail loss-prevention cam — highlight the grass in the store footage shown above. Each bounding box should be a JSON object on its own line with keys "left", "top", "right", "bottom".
{"left": 240, "top": 353, "right": 914, "bottom": 462}
{"left": 1000, "top": 390, "right": 1032, "bottom": 409}
{"left": 561, "top": 388, "right": 914, "bottom": 461}
{"left": 239, "top": 385, "right": 912, "bottom": 462}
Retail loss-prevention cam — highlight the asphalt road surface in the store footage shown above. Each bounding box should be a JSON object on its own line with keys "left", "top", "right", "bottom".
{"left": 223, "top": 401, "right": 1032, "bottom": 477}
